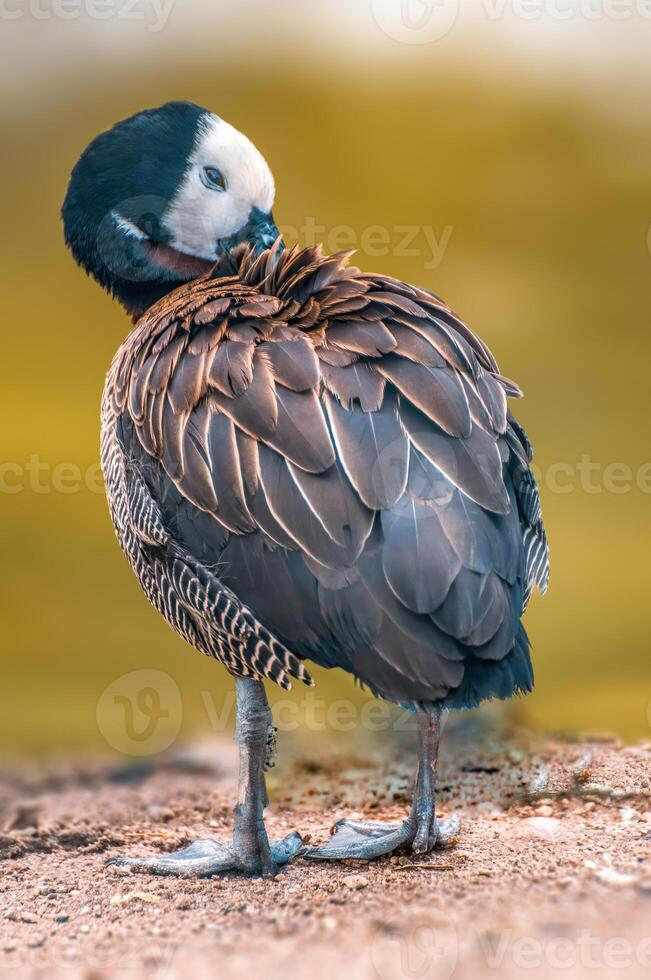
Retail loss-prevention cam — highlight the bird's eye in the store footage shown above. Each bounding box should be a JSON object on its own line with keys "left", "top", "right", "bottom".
{"left": 201, "top": 166, "right": 227, "bottom": 191}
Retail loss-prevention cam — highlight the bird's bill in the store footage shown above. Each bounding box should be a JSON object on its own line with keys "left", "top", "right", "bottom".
{"left": 216, "top": 207, "right": 284, "bottom": 256}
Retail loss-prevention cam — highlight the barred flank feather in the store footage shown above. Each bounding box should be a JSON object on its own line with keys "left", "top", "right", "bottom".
{"left": 522, "top": 523, "right": 550, "bottom": 610}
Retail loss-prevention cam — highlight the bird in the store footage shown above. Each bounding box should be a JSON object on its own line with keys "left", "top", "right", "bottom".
{"left": 62, "top": 100, "right": 549, "bottom": 878}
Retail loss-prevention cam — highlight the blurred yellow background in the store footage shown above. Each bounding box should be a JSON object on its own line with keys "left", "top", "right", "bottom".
{"left": 1, "top": 1, "right": 650, "bottom": 756}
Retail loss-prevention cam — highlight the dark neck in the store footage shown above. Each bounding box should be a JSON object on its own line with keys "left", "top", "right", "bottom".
{"left": 110, "top": 240, "right": 219, "bottom": 319}
{"left": 67, "top": 217, "right": 220, "bottom": 319}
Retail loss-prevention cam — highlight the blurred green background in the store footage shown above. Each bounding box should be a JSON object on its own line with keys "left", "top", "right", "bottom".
{"left": 1, "top": 2, "right": 650, "bottom": 756}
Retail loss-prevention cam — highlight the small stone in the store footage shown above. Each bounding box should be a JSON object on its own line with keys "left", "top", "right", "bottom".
{"left": 54, "top": 914, "right": 70, "bottom": 924}
{"left": 342, "top": 874, "right": 369, "bottom": 890}
{"left": 619, "top": 808, "right": 638, "bottom": 822}
{"left": 110, "top": 891, "right": 160, "bottom": 906}
{"left": 507, "top": 749, "right": 524, "bottom": 764}
{"left": 105, "top": 863, "right": 131, "bottom": 877}
{"left": 518, "top": 817, "right": 564, "bottom": 843}
{"left": 636, "top": 878, "right": 651, "bottom": 894}
{"left": 79, "top": 924, "right": 91, "bottom": 934}
{"left": 25, "top": 933, "right": 46, "bottom": 949}
{"left": 17, "top": 912, "right": 38, "bottom": 924}
{"left": 529, "top": 769, "right": 550, "bottom": 795}
{"left": 3, "top": 804, "right": 40, "bottom": 832}
{"left": 594, "top": 868, "right": 636, "bottom": 887}
{"left": 147, "top": 805, "right": 174, "bottom": 822}
{"left": 536, "top": 805, "right": 554, "bottom": 817}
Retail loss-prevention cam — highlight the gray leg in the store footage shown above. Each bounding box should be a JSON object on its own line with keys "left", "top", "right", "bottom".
{"left": 305, "top": 709, "right": 460, "bottom": 861}
{"left": 106, "top": 678, "right": 302, "bottom": 877}
{"left": 411, "top": 708, "right": 441, "bottom": 852}
{"left": 230, "top": 677, "right": 283, "bottom": 875}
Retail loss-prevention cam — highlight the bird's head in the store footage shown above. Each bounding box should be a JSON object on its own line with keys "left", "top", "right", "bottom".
{"left": 62, "top": 101, "right": 280, "bottom": 317}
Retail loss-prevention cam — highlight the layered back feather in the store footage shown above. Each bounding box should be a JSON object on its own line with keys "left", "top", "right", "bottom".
{"left": 101, "top": 242, "right": 549, "bottom": 706}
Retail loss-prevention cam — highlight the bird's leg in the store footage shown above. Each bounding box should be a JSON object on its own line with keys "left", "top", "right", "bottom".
{"left": 410, "top": 709, "right": 443, "bottom": 851}
{"left": 304, "top": 709, "right": 460, "bottom": 861}
{"left": 106, "top": 678, "right": 302, "bottom": 877}
{"left": 230, "top": 676, "right": 286, "bottom": 874}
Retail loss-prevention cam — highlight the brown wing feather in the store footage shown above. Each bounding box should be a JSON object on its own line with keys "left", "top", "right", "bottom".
{"left": 110, "top": 243, "right": 545, "bottom": 700}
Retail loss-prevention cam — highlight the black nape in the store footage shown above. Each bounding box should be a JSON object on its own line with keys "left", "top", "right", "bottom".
{"left": 61, "top": 101, "right": 212, "bottom": 317}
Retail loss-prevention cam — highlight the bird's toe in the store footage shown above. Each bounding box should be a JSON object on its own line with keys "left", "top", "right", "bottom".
{"left": 105, "top": 839, "right": 238, "bottom": 877}
{"left": 269, "top": 831, "right": 304, "bottom": 866}
{"left": 304, "top": 817, "right": 413, "bottom": 860}
{"left": 105, "top": 833, "right": 303, "bottom": 878}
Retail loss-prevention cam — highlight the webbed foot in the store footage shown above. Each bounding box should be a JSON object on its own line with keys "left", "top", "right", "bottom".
{"left": 304, "top": 814, "right": 459, "bottom": 861}
{"left": 106, "top": 830, "right": 303, "bottom": 878}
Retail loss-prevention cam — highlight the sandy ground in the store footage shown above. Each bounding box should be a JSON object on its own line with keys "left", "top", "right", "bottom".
{"left": 1, "top": 714, "right": 650, "bottom": 980}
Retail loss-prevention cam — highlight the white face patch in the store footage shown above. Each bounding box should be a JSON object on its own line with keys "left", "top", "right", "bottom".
{"left": 162, "top": 114, "right": 275, "bottom": 260}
